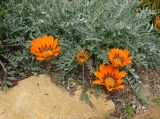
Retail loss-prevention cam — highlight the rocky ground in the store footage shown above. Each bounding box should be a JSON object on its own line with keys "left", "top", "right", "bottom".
{"left": 0, "top": 68, "right": 159, "bottom": 119}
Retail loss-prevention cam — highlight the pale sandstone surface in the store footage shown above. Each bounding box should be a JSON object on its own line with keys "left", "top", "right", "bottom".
{"left": 0, "top": 74, "right": 115, "bottom": 119}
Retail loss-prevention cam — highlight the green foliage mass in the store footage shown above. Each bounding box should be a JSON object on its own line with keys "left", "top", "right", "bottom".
{"left": 0, "top": 0, "right": 160, "bottom": 99}
{"left": 153, "top": 96, "right": 160, "bottom": 104}
{"left": 124, "top": 105, "right": 135, "bottom": 118}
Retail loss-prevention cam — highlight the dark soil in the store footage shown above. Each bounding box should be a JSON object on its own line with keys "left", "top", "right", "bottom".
{"left": 108, "top": 68, "right": 160, "bottom": 119}
{"left": 0, "top": 70, "right": 3, "bottom": 84}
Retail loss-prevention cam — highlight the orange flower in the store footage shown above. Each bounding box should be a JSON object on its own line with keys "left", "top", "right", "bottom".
{"left": 93, "top": 64, "right": 126, "bottom": 91}
{"left": 76, "top": 50, "right": 89, "bottom": 64}
{"left": 30, "top": 35, "right": 61, "bottom": 60}
{"left": 108, "top": 48, "right": 133, "bottom": 67}
{"left": 154, "top": 16, "right": 160, "bottom": 28}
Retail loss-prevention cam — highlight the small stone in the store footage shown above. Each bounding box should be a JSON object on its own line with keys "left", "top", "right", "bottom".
{"left": 142, "top": 106, "right": 146, "bottom": 109}
{"left": 144, "top": 110, "right": 147, "bottom": 112}
{"left": 132, "top": 104, "right": 136, "bottom": 109}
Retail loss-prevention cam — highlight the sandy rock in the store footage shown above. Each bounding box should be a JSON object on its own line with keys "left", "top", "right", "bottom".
{"left": 0, "top": 74, "right": 115, "bottom": 119}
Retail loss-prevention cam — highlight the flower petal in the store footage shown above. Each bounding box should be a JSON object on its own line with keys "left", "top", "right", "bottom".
{"left": 94, "top": 71, "right": 104, "bottom": 80}
{"left": 53, "top": 46, "right": 62, "bottom": 56}
{"left": 30, "top": 35, "right": 61, "bottom": 60}
{"left": 118, "top": 71, "right": 126, "bottom": 78}
{"left": 108, "top": 48, "right": 133, "bottom": 67}
{"left": 36, "top": 57, "right": 45, "bottom": 60}
{"left": 116, "top": 85, "right": 125, "bottom": 89}
{"left": 52, "top": 39, "right": 58, "bottom": 49}
{"left": 93, "top": 80, "right": 104, "bottom": 85}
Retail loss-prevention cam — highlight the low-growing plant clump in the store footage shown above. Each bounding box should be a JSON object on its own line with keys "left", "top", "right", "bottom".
{"left": 0, "top": 0, "right": 160, "bottom": 108}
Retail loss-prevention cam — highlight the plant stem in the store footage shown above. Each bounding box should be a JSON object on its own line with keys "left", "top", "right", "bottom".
{"left": 0, "top": 60, "right": 6, "bottom": 78}
{"left": 0, "top": 60, "right": 7, "bottom": 90}
{"left": 82, "top": 64, "right": 85, "bottom": 88}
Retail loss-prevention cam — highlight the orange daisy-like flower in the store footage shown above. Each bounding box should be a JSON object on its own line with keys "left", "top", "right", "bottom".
{"left": 93, "top": 64, "right": 126, "bottom": 91}
{"left": 76, "top": 50, "right": 89, "bottom": 64}
{"left": 30, "top": 35, "right": 61, "bottom": 60}
{"left": 154, "top": 16, "right": 160, "bottom": 28}
{"left": 108, "top": 48, "right": 133, "bottom": 67}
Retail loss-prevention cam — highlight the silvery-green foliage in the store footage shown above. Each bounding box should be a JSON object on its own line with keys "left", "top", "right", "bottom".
{"left": 0, "top": 0, "right": 159, "bottom": 91}
{"left": 125, "top": 66, "right": 148, "bottom": 103}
